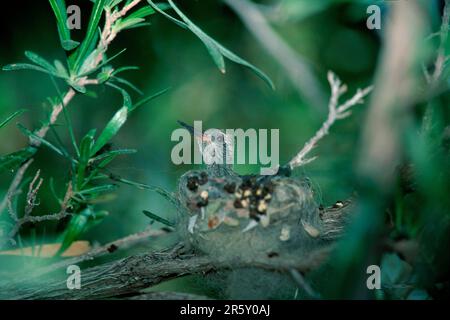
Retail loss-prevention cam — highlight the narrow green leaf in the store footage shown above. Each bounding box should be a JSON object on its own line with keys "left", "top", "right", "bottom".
{"left": 25, "top": 51, "right": 58, "bottom": 75}
{"left": 72, "top": 0, "right": 107, "bottom": 73}
{"left": 56, "top": 207, "right": 92, "bottom": 256}
{"left": 76, "top": 129, "right": 96, "bottom": 190}
{"left": 2, "top": 63, "right": 52, "bottom": 75}
{"left": 111, "top": 76, "right": 143, "bottom": 95}
{"left": 90, "top": 106, "right": 128, "bottom": 156}
{"left": 54, "top": 60, "right": 69, "bottom": 79}
{"left": 17, "top": 123, "right": 67, "bottom": 158}
{"left": 112, "top": 66, "right": 139, "bottom": 76}
{"left": 78, "top": 184, "right": 118, "bottom": 195}
{"left": 143, "top": 210, "right": 175, "bottom": 227}
{"left": 113, "top": 177, "right": 179, "bottom": 207}
{"left": 147, "top": 0, "right": 274, "bottom": 89}
{"left": 0, "top": 109, "right": 26, "bottom": 130}
{"left": 0, "top": 147, "right": 37, "bottom": 175}
{"left": 91, "top": 149, "right": 137, "bottom": 162}
{"left": 49, "top": 0, "right": 79, "bottom": 51}
{"left": 130, "top": 87, "right": 169, "bottom": 112}
{"left": 106, "top": 83, "right": 133, "bottom": 109}
{"left": 126, "top": 6, "right": 156, "bottom": 20}
{"left": 76, "top": 48, "right": 127, "bottom": 78}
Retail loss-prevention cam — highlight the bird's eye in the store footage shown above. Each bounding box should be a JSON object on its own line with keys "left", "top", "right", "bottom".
{"left": 217, "top": 136, "right": 223, "bottom": 143}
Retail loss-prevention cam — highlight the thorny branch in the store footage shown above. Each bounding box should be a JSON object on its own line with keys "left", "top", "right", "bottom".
{"left": 288, "top": 71, "right": 373, "bottom": 169}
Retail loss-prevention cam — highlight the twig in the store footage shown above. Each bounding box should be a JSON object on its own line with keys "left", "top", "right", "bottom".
{"left": 288, "top": 71, "right": 373, "bottom": 169}
{"left": 32, "top": 226, "right": 171, "bottom": 277}
{"left": 0, "top": 159, "right": 33, "bottom": 218}
{"left": 223, "top": 0, "right": 325, "bottom": 108}
{"left": 24, "top": 169, "right": 43, "bottom": 218}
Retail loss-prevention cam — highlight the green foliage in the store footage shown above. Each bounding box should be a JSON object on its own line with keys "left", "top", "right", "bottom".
{"left": 147, "top": 0, "right": 275, "bottom": 89}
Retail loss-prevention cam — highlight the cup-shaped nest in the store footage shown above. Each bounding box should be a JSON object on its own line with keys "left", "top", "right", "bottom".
{"left": 177, "top": 171, "right": 342, "bottom": 261}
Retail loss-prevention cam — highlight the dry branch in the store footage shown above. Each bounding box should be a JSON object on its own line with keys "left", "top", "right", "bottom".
{"left": 1, "top": 243, "right": 332, "bottom": 300}
{"left": 288, "top": 71, "right": 372, "bottom": 170}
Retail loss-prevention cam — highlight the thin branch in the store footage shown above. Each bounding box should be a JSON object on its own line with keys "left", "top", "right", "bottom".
{"left": 32, "top": 226, "right": 171, "bottom": 278}
{"left": 288, "top": 71, "right": 373, "bottom": 170}
{"left": 24, "top": 169, "right": 43, "bottom": 218}
{"left": 0, "top": 159, "right": 33, "bottom": 218}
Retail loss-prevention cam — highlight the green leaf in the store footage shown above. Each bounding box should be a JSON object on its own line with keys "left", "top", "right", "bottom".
{"left": 114, "top": 177, "right": 179, "bottom": 207}
{"left": 61, "top": 40, "right": 80, "bottom": 51}
{"left": 0, "top": 109, "right": 26, "bottom": 130}
{"left": 25, "top": 51, "right": 58, "bottom": 75}
{"left": 57, "top": 207, "right": 106, "bottom": 256}
{"left": 16, "top": 123, "right": 67, "bottom": 158}
{"left": 54, "top": 60, "right": 69, "bottom": 79}
{"left": 130, "top": 87, "right": 169, "bottom": 112}
{"left": 115, "top": 17, "right": 146, "bottom": 32}
{"left": 49, "top": 0, "right": 79, "bottom": 51}
{"left": 126, "top": 6, "right": 156, "bottom": 20}
{"left": 106, "top": 83, "right": 133, "bottom": 109}
{"left": 111, "top": 76, "right": 143, "bottom": 95}
{"left": 0, "top": 147, "right": 37, "bottom": 175}
{"left": 90, "top": 106, "right": 128, "bottom": 156}
{"left": 147, "top": 0, "right": 274, "bottom": 89}
{"left": 91, "top": 148, "right": 137, "bottom": 162}
{"left": 2, "top": 63, "right": 53, "bottom": 75}
{"left": 78, "top": 184, "right": 118, "bottom": 196}
{"left": 143, "top": 210, "right": 175, "bottom": 227}
{"left": 76, "top": 129, "right": 96, "bottom": 190}
{"left": 76, "top": 48, "right": 127, "bottom": 78}
{"left": 72, "top": 0, "right": 107, "bottom": 73}
{"left": 68, "top": 79, "right": 87, "bottom": 93}
{"left": 112, "top": 66, "right": 139, "bottom": 75}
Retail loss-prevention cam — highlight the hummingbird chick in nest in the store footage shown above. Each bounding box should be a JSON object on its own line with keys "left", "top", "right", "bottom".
{"left": 176, "top": 121, "right": 351, "bottom": 260}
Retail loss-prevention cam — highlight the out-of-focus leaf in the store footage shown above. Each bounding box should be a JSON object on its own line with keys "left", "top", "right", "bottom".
{"left": 130, "top": 87, "right": 170, "bottom": 112}
{"left": 143, "top": 210, "right": 175, "bottom": 227}
{"left": 25, "top": 51, "right": 58, "bottom": 75}
{"left": 0, "top": 147, "right": 37, "bottom": 174}
{"left": 90, "top": 106, "right": 128, "bottom": 156}
{"left": 17, "top": 123, "right": 67, "bottom": 158}
{"left": 76, "top": 129, "right": 96, "bottom": 190}
{"left": 78, "top": 184, "right": 118, "bottom": 196}
{"left": 2, "top": 63, "right": 53, "bottom": 75}
{"left": 147, "top": 0, "right": 274, "bottom": 89}
{"left": 0, "top": 109, "right": 26, "bottom": 130}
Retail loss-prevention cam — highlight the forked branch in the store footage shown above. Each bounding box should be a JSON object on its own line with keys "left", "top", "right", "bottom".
{"left": 288, "top": 71, "right": 373, "bottom": 170}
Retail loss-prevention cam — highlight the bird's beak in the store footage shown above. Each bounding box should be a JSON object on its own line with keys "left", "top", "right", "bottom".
{"left": 177, "top": 121, "right": 210, "bottom": 142}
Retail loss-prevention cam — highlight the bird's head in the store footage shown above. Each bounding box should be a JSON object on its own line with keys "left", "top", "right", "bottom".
{"left": 178, "top": 121, "right": 234, "bottom": 177}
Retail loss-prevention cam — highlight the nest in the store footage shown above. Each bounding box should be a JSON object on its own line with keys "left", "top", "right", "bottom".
{"left": 176, "top": 170, "right": 349, "bottom": 261}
